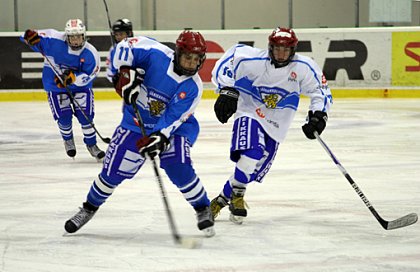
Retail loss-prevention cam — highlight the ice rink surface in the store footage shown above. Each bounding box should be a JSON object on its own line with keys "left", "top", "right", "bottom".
{"left": 0, "top": 98, "right": 419, "bottom": 272}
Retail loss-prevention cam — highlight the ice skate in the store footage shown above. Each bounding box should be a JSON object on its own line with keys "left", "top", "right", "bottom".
{"left": 229, "top": 187, "right": 247, "bottom": 225}
{"left": 86, "top": 144, "right": 105, "bottom": 162}
{"left": 64, "top": 138, "right": 76, "bottom": 158}
{"left": 210, "top": 194, "right": 229, "bottom": 220}
{"left": 196, "top": 206, "right": 215, "bottom": 237}
{"left": 64, "top": 203, "right": 97, "bottom": 233}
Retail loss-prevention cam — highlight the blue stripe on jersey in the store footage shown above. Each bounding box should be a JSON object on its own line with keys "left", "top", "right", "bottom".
{"left": 235, "top": 77, "right": 300, "bottom": 110}
{"left": 291, "top": 59, "right": 332, "bottom": 111}
{"left": 214, "top": 44, "right": 247, "bottom": 90}
{"left": 290, "top": 59, "right": 321, "bottom": 85}
{"left": 233, "top": 57, "right": 271, "bottom": 76}
{"left": 215, "top": 53, "right": 235, "bottom": 90}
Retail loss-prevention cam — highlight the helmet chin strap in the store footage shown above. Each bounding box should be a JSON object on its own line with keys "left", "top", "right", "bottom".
{"left": 271, "top": 59, "right": 289, "bottom": 68}
{"left": 67, "top": 42, "right": 84, "bottom": 51}
{"left": 269, "top": 46, "right": 295, "bottom": 68}
{"left": 67, "top": 36, "right": 86, "bottom": 51}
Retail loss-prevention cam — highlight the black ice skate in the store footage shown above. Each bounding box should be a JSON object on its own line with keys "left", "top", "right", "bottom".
{"left": 229, "top": 186, "right": 248, "bottom": 224}
{"left": 86, "top": 144, "right": 105, "bottom": 162}
{"left": 64, "top": 202, "right": 98, "bottom": 233}
{"left": 210, "top": 194, "right": 229, "bottom": 220}
{"left": 196, "top": 206, "right": 215, "bottom": 237}
{"left": 64, "top": 138, "right": 76, "bottom": 158}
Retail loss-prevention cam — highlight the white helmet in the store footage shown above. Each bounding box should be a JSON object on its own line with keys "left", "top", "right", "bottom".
{"left": 65, "top": 19, "right": 86, "bottom": 50}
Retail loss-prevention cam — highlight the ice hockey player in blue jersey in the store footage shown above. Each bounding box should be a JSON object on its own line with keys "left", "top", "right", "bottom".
{"left": 210, "top": 27, "right": 333, "bottom": 224}
{"left": 106, "top": 18, "right": 134, "bottom": 86}
{"left": 21, "top": 19, "right": 105, "bottom": 161}
{"left": 64, "top": 30, "right": 215, "bottom": 237}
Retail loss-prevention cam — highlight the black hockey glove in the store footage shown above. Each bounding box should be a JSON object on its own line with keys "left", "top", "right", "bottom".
{"left": 302, "top": 111, "right": 328, "bottom": 139}
{"left": 24, "top": 29, "right": 40, "bottom": 46}
{"left": 136, "top": 132, "right": 170, "bottom": 159}
{"left": 214, "top": 87, "right": 239, "bottom": 124}
{"left": 115, "top": 66, "right": 143, "bottom": 105}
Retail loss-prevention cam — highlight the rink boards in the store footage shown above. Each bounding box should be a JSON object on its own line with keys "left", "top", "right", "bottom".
{"left": 1, "top": 27, "right": 419, "bottom": 101}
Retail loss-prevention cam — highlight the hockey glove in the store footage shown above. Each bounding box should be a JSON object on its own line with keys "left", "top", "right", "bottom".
{"left": 214, "top": 87, "right": 239, "bottom": 124}
{"left": 23, "top": 29, "right": 40, "bottom": 46}
{"left": 54, "top": 70, "right": 76, "bottom": 88}
{"left": 115, "top": 66, "right": 143, "bottom": 105}
{"left": 302, "top": 110, "right": 328, "bottom": 139}
{"left": 136, "top": 132, "right": 170, "bottom": 159}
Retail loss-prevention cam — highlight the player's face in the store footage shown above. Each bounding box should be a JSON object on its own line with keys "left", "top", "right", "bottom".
{"left": 68, "top": 34, "right": 84, "bottom": 48}
{"left": 179, "top": 52, "right": 201, "bottom": 73}
{"left": 114, "top": 31, "right": 128, "bottom": 43}
{"left": 271, "top": 45, "right": 292, "bottom": 62}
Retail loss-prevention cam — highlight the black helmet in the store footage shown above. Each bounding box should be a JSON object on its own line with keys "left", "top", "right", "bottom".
{"left": 112, "top": 18, "right": 133, "bottom": 37}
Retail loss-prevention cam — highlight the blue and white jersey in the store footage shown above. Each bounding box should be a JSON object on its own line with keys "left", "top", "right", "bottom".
{"left": 106, "top": 45, "right": 117, "bottom": 83}
{"left": 113, "top": 36, "right": 203, "bottom": 145}
{"left": 20, "top": 29, "right": 100, "bottom": 93}
{"left": 212, "top": 44, "right": 333, "bottom": 143}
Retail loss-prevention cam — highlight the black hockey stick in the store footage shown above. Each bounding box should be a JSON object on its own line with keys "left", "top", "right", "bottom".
{"left": 37, "top": 48, "right": 111, "bottom": 144}
{"left": 102, "top": 0, "right": 115, "bottom": 47}
{"left": 314, "top": 132, "right": 418, "bottom": 230}
{"left": 131, "top": 97, "right": 201, "bottom": 248}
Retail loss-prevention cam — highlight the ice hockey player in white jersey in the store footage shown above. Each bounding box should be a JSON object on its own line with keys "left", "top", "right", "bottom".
{"left": 210, "top": 27, "right": 333, "bottom": 224}
{"left": 20, "top": 19, "right": 105, "bottom": 161}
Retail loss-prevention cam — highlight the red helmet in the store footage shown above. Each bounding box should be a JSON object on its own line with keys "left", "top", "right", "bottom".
{"left": 268, "top": 27, "right": 298, "bottom": 67}
{"left": 174, "top": 30, "right": 207, "bottom": 76}
{"left": 176, "top": 30, "right": 207, "bottom": 55}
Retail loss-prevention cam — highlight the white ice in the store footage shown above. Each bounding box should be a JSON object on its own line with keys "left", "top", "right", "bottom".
{"left": 0, "top": 98, "right": 419, "bottom": 272}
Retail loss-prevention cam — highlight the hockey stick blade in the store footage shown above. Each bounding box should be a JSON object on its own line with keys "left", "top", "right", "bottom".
{"left": 383, "top": 213, "right": 418, "bottom": 230}
{"left": 315, "top": 133, "right": 418, "bottom": 230}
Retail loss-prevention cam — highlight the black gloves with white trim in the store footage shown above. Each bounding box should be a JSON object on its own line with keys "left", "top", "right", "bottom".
{"left": 136, "top": 132, "right": 170, "bottom": 159}
{"left": 214, "top": 87, "right": 239, "bottom": 124}
{"left": 302, "top": 110, "right": 328, "bottom": 139}
{"left": 115, "top": 66, "right": 143, "bottom": 105}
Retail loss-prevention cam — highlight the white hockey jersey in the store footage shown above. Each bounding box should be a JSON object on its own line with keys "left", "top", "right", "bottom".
{"left": 212, "top": 44, "right": 333, "bottom": 143}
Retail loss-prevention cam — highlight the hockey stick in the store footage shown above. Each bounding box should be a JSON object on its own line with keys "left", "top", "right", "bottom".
{"left": 102, "top": 0, "right": 115, "bottom": 47}
{"left": 37, "top": 47, "right": 111, "bottom": 144}
{"left": 314, "top": 132, "right": 418, "bottom": 230}
{"left": 131, "top": 97, "right": 201, "bottom": 248}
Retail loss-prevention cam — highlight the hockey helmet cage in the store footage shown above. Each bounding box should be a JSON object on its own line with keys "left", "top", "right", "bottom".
{"left": 65, "top": 19, "right": 86, "bottom": 50}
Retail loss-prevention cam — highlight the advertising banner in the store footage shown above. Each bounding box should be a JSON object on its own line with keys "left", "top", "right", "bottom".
{"left": 1, "top": 28, "right": 419, "bottom": 97}
{"left": 392, "top": 31, "right": 420, "bottom": 86}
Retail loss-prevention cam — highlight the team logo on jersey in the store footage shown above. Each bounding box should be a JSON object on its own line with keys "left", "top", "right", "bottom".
{"left": 178, "top": 91, "right": 186, "bottom": 99}
{"left": 128, "top": 38, "right": 139, "bottom": 46}
{"left": 262, "top": 93, "right": 280, "bottom": 109}
{"left": 256, "top": 108, "right": 266, "bottom": 118}
{"left": 148, "top": 99, "right": 165, "bottom": 116}
{"left": 288, "top": 71, "right": 297, "bottom": 82}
